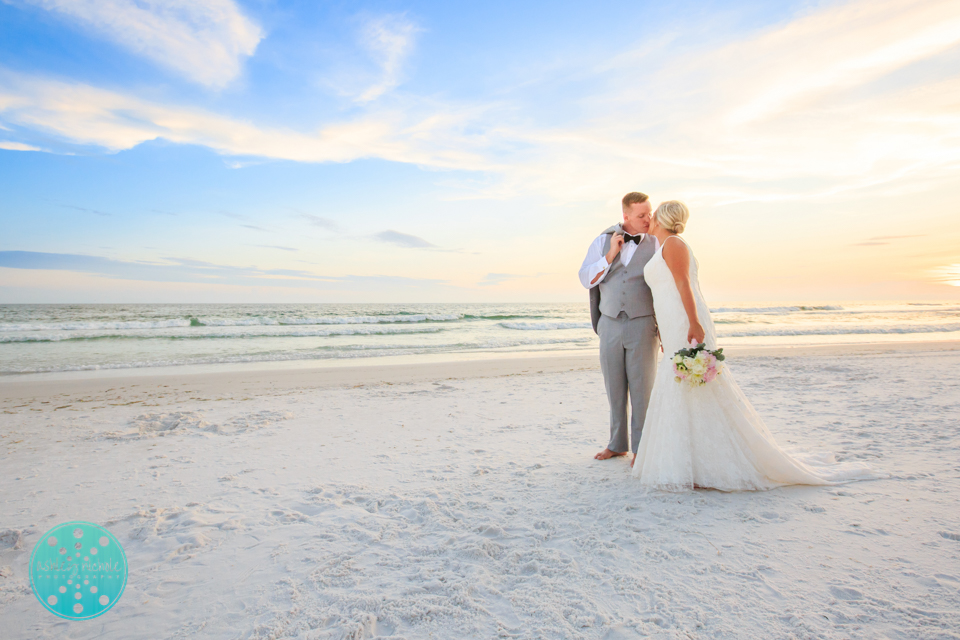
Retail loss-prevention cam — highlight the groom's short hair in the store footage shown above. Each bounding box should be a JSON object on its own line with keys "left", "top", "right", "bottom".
{"left": 622, "top": 192, "right": 649, "bottom": 207}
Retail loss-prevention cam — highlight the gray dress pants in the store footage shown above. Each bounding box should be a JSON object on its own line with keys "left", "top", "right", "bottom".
{"left": 598, "top": 312, "right": 660, "bottom": 454}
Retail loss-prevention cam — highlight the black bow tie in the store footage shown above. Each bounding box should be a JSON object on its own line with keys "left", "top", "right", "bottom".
{"left": 622, "top": 233, "right": 643, "bottom": 244}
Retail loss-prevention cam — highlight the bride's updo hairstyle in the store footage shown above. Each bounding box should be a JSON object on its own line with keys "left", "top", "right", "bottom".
{"left": 654, "top": 200, "right": 690, "bottom": 234}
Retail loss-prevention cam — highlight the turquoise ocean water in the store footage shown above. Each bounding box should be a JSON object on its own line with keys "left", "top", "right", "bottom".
{"left": 1, "top": 302, "right": 958, "bottom": 374}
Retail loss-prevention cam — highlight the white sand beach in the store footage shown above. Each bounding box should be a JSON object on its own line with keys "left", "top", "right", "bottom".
{"left": 2, "top": 342, "right": 959, "bottom": 639}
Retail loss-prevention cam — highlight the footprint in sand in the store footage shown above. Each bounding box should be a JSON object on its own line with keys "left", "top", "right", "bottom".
{"left": 829, "top": 586, "right": 863, "bottom": 600}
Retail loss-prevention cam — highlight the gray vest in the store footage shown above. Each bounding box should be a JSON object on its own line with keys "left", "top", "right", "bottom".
{"left": 595, "top": 224, "right": 656, "bottom": 321}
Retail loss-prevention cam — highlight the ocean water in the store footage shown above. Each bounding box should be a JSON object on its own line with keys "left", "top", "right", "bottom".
{"left": 1, "top": 302, "right": 958, "bottom": 375}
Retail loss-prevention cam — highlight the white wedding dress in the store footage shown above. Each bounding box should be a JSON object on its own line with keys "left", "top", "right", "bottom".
{"left": 631, "top": 236, "right": 878, "bottom": 491}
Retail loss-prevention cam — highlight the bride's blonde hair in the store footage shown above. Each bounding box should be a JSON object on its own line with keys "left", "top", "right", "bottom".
{"left": 654, "top": 200, "right": 690, "bottom": 234}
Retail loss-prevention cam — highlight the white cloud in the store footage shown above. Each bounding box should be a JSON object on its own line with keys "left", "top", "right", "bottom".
{"left": 0, "top": 140, "right": 42, "bottom": 151}
{"left": 469, "top": 0, "right": 960, "bottom": 206}
{"left": 719, "top": 0, "right": 960, "bottom": 126}
{"left": 26, "top": 0, "right": 262, "bottom": 88}
{"left": 1, "top": 0, "right": 959, "bottom": 212}
{"left": 0, "top": 69, "right": 493, "bottom": 169}
{"left": 356, "top": 14, "right": 420, "bottom": 102}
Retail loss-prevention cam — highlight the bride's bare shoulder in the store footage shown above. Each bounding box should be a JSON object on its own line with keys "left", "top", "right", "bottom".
{"left": 660, "top": 235, "right": 690, "bottom": 264}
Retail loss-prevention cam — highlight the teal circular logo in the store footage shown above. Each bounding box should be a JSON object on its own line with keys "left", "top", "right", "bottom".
{"left": 29, "top": 521, "right": 127, "bottom": 620}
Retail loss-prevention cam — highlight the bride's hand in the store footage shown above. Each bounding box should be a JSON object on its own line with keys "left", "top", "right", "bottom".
{"left": 687, "top": 322, "right": 705, "bottom": 345}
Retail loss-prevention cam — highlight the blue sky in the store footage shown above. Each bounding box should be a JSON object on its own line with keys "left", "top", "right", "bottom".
{"left": 1, "top": 0, "right": 959, "bottom": 302}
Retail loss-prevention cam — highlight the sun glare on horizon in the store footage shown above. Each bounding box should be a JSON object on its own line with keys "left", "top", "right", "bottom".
{"left": 932, "top": 264, "right": 960, "bottom": 287}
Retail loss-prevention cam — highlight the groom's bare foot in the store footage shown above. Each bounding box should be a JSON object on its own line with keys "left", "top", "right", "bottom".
{"left": 594, "top": 448, "right": 627, "bottom": 460}
{"left": 630, "top": 454, "right": 637, "bottom": 468}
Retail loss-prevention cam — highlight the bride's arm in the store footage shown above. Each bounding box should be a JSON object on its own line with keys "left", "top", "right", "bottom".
{"left": 662, "top": 239, "right": 706, "bottom": 345}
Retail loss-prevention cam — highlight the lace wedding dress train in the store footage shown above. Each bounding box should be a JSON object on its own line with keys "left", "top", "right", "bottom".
{"left": 631, "top": 236, "right": 878, "bottom": 491}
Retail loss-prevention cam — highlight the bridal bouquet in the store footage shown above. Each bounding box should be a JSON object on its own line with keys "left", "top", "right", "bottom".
{"left": 672, "top": 343, "right": 725, "bottom": 387}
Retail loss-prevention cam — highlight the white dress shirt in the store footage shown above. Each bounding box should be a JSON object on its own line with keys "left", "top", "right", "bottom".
{"left": 578, "top": 232, "right": 659, "bottom": 289}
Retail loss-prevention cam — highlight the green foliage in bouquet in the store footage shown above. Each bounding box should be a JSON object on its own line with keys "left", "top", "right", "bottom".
{"left": 675, "top": 343, "right": 725, "bottom": 362}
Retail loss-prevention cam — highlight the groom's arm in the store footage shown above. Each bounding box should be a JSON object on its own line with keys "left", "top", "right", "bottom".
{"left": 579, "top": 235, "right": 608, "bottom": 288}
{"left": 579, "top": 233, "right": 622, "bottom": 288}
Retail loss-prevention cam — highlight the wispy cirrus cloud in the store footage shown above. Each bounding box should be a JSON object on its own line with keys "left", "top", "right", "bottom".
{"left": 0, "top": 140, "right": 43, "bottom": 151}
{"left": 931, "top": 264, "right": 960, "bottom": 287}
{"left": 373, "top": 230, "right": 435, "bottom": 248}
{"left": 1, "top": 0, "right": 959, "bottom": 212}
{"left": 59, "top": 204, "right": 111, "bottom": 217}
{"left": 473, "top": 0, "right": 960, "bottom": 207}
{"left": 0, "top": 250, "right": 321, "bottom": 285}
{"left": 254, "top": 245, "right": 298, "bottom": 252}
{"left": 0, "top": 251, "right": 446, "bottom": 289}
{"left": 719, "top": 0, "right": 960, "bottom": 126}
{"left": 216, "top": 210, "right": 268, "bottom": 231}
{"left": 356, "top": 14, "right": 420, "bottom": 103}
{"left": 23, "top": 0, "right": 262, "bottom": 88}
{"left": 850, "top": 235, "right": 925, "bottom": 246}
{"left": 0, "top": 68, "right": 491, "bottom": 169}
{"left": 295, "top": 212, "right": 339, "bottom": 231}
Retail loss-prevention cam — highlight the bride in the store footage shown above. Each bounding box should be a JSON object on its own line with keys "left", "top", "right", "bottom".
{"left": 631, "top": 201, "right": 877, "bottom": 491}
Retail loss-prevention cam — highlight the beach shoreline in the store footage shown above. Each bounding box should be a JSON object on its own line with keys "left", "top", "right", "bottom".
{"left": 4, "top": 301, "right": 959, "bottom": 379}
{"left": 3, "top": 338, "right": 959, "bottom": 404}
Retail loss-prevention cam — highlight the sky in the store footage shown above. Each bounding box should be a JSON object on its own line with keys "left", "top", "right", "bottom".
{"left": 1, "top": 0, "right": 959, "bottom": 304}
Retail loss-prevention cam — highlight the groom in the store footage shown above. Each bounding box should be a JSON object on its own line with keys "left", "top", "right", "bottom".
{"left": 579, "top": 192, "right": 660, "bottom": 461}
